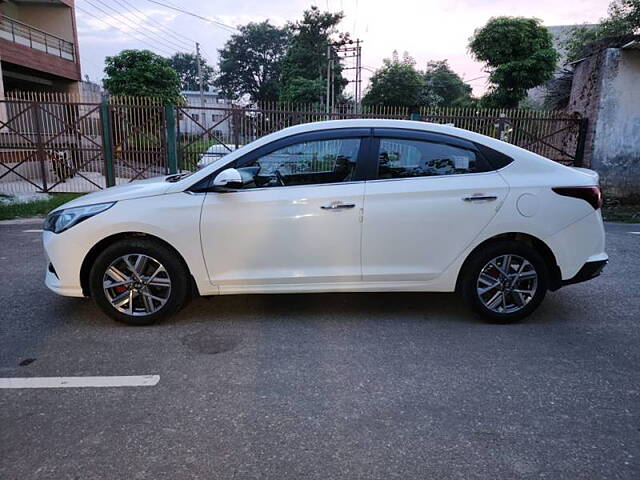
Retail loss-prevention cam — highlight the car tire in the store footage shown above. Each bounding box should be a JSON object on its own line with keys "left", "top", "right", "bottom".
{"left": 89, "top": 238, "right": 190, "bottom": 325}
{"left": 460, "top": 240, "right": 548, "bottom": 324}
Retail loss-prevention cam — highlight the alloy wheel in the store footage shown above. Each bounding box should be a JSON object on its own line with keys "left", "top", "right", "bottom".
{"left": 476, "top": 254, "right": 538, "bottom": 314}
{"left": 102, "top": 254, "right": 171, "bottom": 316}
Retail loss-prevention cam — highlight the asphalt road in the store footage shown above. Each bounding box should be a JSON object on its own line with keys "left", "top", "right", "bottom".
{"left": 1, "top": 221, "right": 639, "bottom": 479}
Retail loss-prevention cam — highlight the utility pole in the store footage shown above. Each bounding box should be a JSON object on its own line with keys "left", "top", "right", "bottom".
{"left": 330, "top": 55, "right": 334, "bottom": 113}
{"left": 325, "top": 44, "right": 331, "bottom": 114}
{"left": 336, "top": 39, "right": 363, "bottom": 114}
{"left": 196, "top": 42, "right": 204, "bottom": 109}
{"left": 195, "top": 41, "right": 207, "bottom": 137}
{"left": 355, "top": 39, "right": 362, "bottom": 113}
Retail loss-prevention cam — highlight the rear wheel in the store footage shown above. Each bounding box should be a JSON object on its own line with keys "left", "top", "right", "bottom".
{"left": 460, "top": 240, "right": 548, "bottom": 323}
{"left": 89, "top": 238, "right": 190, "bottom": 325}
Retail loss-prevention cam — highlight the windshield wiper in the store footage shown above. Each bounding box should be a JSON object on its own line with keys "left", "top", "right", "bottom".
{"left": 165, "top": 173, "right": 191, "bottom": 182}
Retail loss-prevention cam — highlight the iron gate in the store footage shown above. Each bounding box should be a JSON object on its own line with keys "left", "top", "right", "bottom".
{"left": 0, "top": 99, "right": 105, "bottom": 193}
{"left": 1, "top": 97, "right": 589, "bottom": 194}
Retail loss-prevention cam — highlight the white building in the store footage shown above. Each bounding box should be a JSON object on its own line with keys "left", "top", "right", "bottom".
{"left": 178, "top": 89, "right": 233, "bottom": 138}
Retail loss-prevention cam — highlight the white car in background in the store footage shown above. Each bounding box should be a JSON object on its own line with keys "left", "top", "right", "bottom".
{"left": 43, "top": 119, "right": 607, "bottom": 325}
{"left": 196, "top": 144, "right": 236, "bottom": 169}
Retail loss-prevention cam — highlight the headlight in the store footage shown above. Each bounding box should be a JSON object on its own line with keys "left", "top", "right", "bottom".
{"left": 44, "top": 202, "right": 115, "bottom": 234}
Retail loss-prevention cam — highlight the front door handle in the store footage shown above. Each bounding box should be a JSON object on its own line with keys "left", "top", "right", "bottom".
{"left": 321, "top": 202, "right": 356, "bottom": 210}
{"left": 463, "top": 195, "right": 497, "bottom": 202}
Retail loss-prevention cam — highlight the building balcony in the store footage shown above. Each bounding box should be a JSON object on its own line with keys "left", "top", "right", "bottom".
{"left": 0, "top": 15, "right": 74, "bottom": 62}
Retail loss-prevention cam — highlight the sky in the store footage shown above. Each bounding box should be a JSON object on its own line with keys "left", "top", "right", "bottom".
{"left": 75, "top": 0, "right": 611, "bottom": 97}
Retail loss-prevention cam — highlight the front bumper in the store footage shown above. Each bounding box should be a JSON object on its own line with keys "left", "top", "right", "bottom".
{"left": 561, "top": 259, "right": 608, "bottom": 287}
{"left": 43, "top": 230, "right": 85, "bottom": 297}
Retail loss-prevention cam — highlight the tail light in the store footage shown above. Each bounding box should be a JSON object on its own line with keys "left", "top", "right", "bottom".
{"left": 552, "top": 186, "right": 602, "bottom": 210}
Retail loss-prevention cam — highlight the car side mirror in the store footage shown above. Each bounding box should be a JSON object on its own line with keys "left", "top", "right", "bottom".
{"left": 212, "top": 168, "right": 243, "bottom": 190}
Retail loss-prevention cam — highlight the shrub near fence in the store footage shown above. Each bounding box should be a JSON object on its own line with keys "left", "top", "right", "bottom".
{"left": 0, "top": 92, "right": 587, "bottom": 194}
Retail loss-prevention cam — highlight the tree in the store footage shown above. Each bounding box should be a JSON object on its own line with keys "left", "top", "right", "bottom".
{"left": 280, "top": 6, "right": 348, "bottom": 104}
{"left": 280, "top": 78, "right": 326, "bottom": 104}
{"left": 469, "top": 17, "right": 558, "bottom": 108}
{"left": 169, "top": 52, "right": 215, "bottom": 91}
{"left": 103, "top": 49, "right": 182, "bottom": 103}
{"left": 564, "top": 0, "right": 640, "bottom": 62}
{"left": 215, "top": 21, "right": 289, "bottom": 102}
{"left": 423, "top": 60, "right": 474, "bottom": 107}
{"left": 362, "top": 52, "right": 433, "bottom": 109}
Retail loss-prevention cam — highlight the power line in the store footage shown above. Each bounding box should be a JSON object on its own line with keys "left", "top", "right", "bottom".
{"left": 106, "top": 0, "right": 193, "bottom": 50}
{"left": 113, "top": 0, "right": 196, "bottom": 50}
{"left": 76, "top": 4, "right": 175, "bottom": 56}
{"left": 144, "top": 0, "right": 238, "bottom": 33}
{"left": 82, "top": 0, "right": 186, "bottom": 54}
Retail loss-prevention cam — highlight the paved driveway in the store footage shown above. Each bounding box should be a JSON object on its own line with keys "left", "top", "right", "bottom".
{"left": 1, "top": 221, "right": 639, "bottom": 479}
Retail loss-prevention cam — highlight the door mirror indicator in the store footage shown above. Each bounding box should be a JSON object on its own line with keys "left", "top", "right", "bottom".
{"left": 213, "top": 168, "right": 243, "bottom": 190}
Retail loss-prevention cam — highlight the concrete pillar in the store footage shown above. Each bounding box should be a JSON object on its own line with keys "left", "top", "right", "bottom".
{"left": 0, "top": 59, "right": 7, "bottom": 130}
{"left": 65, "top": 80, "right": 81, "bottom": 100}
{"left": 591, "top": 48, "right": 640, "bottom": 198}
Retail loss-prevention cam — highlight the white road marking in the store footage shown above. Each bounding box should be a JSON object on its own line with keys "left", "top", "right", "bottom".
{"left": 23, "top": 229, "right": 43, "bottom": 233}
{"left": 629, "top": 232, "right": 640, "bottom": 235}
{"left": 0, "top": 375, "right": 160, "bottom": 389}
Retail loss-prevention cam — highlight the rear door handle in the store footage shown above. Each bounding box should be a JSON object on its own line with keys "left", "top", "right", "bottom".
{"left": 321, "top": 202, "right": 356, "bottom": 210}
{"left": 463, "top": 195, "right": 497, "bottom": 202}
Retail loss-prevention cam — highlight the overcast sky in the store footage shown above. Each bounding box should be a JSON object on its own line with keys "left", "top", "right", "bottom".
{"left": 75, "top": 0, "right": 611, "bottom": 97}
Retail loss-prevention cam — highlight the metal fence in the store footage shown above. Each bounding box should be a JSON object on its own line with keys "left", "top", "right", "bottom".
{"left": 0, "top": 94, "right": 588, "bottom": 194}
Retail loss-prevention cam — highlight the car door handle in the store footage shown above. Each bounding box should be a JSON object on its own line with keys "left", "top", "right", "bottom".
{"left": 462, "top": 195, "right": 498, "bottom": 202}
{"left": 321, "top": 202, "right": 356, "bottom": 210}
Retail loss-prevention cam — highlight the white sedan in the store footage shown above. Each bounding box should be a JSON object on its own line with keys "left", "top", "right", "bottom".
{"left": 196, "top": 143, "right": 236, "bottom": 169}
{"left": 43, "top": 120, "right": 607, "bottom": 325}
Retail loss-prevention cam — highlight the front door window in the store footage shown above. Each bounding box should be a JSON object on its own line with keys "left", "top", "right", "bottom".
{"left": 237, "top": 138, "right": 361, "bottom": 188}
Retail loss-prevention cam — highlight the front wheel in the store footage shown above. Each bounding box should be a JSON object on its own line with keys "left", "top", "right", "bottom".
{"left": 460, "top": 240, "right": 548, "bottom": 324}
{"left": 89, "top": 238, "right": 190, "bottom": 325}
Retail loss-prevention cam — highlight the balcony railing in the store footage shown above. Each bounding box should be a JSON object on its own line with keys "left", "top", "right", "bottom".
{"left": 0, "top": 15, "right": 75, "bottom": 62}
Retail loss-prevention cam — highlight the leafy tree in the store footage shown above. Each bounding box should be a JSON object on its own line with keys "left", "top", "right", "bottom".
{"left": 216, "top": 21, "right": 289, "bottom": 102}
{"left": 169, "top": 52, "right": 215, "bottom": 91}
{"left": 362, "top": 52, "right": 434, "bottom": 109}
{"left": 423, "top": 60, "right": 474, "bottom": 107}
{"left": 103, "top": 49, "right": 182, "bottom": 103}
{"left": 601, "top": 0, "right": 640, "bottom": 34}
{"left": 280, "top": 6, "right": 348, "bottom": 104}
{"left": 469, "top": 17, "right": 558, "bottom": 108}
{"left": 280, "top": 78, "right": 325, "bottom": 104}
{"left": 564, "top": 0, "right": 640, "bottom": 62}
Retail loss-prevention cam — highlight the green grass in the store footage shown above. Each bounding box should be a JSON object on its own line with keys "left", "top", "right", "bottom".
{"left": 0, "top": 193, "right": 84, "bottom": 220}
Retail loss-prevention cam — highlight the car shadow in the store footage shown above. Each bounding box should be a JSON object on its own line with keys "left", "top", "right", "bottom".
{"left": 56, "top": 289, "right": 568, "bottom": 329}
{"left": 176, "top": 291, "right": 479, "bottom": 326}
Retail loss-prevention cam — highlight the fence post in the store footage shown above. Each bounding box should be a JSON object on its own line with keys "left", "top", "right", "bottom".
{"left": 100, "top": 99, "right": 115, "bottom": 187}
{"left": 165, "top": 104, "right": 178, "bottom": 174}
{"left": 497, "top": 113, "right": 507, "bottom": 141}
{"left": 31, "top": 103, "right": 48, "bottom": 192}
{"left": 232, "top": 106, "right": 241, "bottom": 149}
{"left": 574, "top": 117, "right": 588, "bottom": 168}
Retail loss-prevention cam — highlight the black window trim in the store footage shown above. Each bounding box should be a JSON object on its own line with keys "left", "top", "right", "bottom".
{"left": 367, "top": 127, "right": 513, "bottom": 181}
{"left": 189, "top": 127, "right": 373, "bottom": 192}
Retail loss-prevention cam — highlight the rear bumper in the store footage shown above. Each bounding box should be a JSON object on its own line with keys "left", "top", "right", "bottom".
{"left": 561, "top": 258, "right": 608, "bottom": 287}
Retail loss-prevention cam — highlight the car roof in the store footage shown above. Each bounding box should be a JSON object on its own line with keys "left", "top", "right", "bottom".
{"left": 272, "top": 119, "right": 465, "bottom": 137}
{"left": 266, "top": 119, "right": 509, "bottom": 152}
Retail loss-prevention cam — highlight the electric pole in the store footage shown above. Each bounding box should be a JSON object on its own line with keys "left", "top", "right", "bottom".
{"left": 325, "top": 44, "right": 331, "bottom": 114}
{"left": 336, "top": 39, "right": 363, "bottom": 114}
{"left": 196, "top": 42, "right": 204, "bottom": 109}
